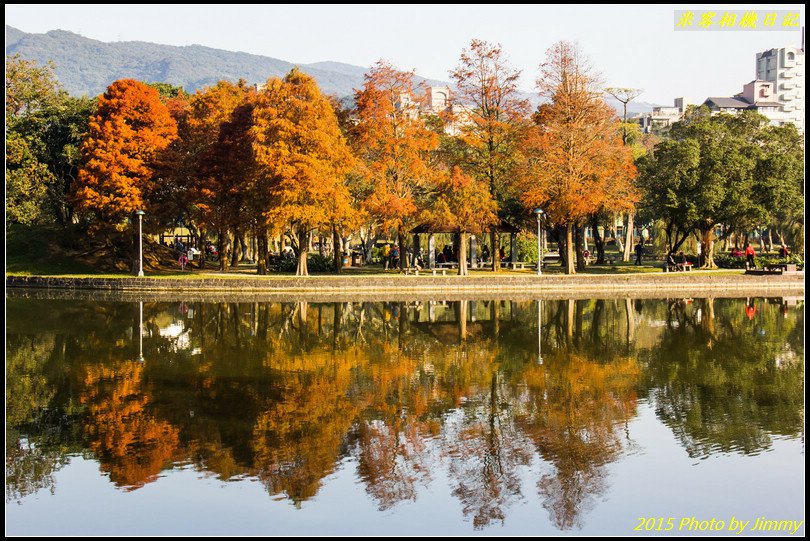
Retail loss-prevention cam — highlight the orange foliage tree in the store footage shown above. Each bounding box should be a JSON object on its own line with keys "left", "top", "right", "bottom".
{"left": 252, "top": 69, "right": 355, "bottom": 276}
{"left": 196, "top": 84, "right": 257, "bottom": 271}
{"left": 422, "top": 167, "right": 497, "bottom": 275}
{"left": 522, "top": 42, "right": 637, "bottom": 274}
{"left": 72, "top": 79, "right": 177, "bottom": 231}
{"left": 354, "top": 60, "right": 439, "bottom": 271}
{"left": 161, "top": 80, "right": 253, "bottom": 270}
{"left": 449, "top": 40, "right": 530, "bottom": 271}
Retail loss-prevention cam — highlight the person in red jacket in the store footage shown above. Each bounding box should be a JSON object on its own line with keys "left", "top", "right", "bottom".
{"left": 744, "top": 243, "right": 755, "bottom": 269}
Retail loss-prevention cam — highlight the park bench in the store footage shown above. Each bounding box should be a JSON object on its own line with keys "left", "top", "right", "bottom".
{"left": 436, "top": 262, "right": 459, "bottom": 269}
{"left": 403, "top": 265, "right": 422, "bottom": 275}
{"left": 665, "top": 261, "right": 692, "bottom": 272}
{"left": 510, "top": 261, "right": 531, "bottom": 270}
{"left": 767, "top": 263, "right": 797, "bottom": 273}
{"left": 431, "top": 268, "right": 448, "bottom": 276}
{"left": 543, "top": 253, "right": 561, "bottom": 266}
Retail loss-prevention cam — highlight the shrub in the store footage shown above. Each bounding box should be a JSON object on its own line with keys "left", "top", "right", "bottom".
{"left": 278, "top": 253, "right": 337, "bottom": 273}
{"left": 714, "top": 254, "right": 746, "bottom": 269}
{"left": 515, "top": 233, "right": 538, "bottom": 263}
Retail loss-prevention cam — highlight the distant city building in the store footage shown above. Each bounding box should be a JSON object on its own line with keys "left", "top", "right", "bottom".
{"left": 755, "top": 46, "right": 804, "bottom": 132}
{"left": 703, "top": 80, "right": 786, "bottom": 125}
{"left": 398, "top": 85, "right": 470, "bottom": 135}
{"left": 639, "top": 44, "right": 804, "bottom": 133}
{"left": 426, "top": 86, "right": 450, "bottom": 112}
{"left": 638, "top": 97, "right": 690, "bottom": 133}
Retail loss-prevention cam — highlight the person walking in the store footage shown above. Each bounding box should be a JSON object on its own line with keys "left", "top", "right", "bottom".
{"left": 744, "top": 243, "right": 756, "bottom": 269}
{"left": 634, "top": 241, "right": 644, "bottom": 266}
{"left": 391, "top": 244, "right": 400, "bottom": 269}
{"left": 382, "top": 243, "right": 391, "bottom": 270}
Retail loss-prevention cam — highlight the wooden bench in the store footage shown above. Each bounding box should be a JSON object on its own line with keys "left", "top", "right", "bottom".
{"left": 436, "top": 262, "right": 458, "bottom": 269}
{"left": 403, "top": 266, "right": 422, "bottom": 275}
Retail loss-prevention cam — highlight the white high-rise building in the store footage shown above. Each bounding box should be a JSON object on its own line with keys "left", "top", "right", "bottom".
{"left": 756, "top": 46, "right": 804, "bottom": 132}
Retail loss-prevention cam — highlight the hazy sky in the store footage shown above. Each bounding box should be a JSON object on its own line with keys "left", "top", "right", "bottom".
{"left": 5, "top": 4, "right": 805, "bottom": 104}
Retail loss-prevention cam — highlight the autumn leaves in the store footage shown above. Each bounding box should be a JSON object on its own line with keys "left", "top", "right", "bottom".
{"left": 69, "top": 40, "right": 636, "bottom": 275}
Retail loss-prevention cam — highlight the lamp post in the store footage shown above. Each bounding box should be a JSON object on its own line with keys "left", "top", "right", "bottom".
{"left": 135, "top": 210, "right": 145, "bottom": 277}
{"left": 534, "top": 208, "right": 545, "bottom": 276}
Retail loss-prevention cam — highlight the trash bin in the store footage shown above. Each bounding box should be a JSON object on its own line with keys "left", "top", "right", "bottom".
{"left": 342, "top": 253, "right": 350, "bottom": 267}
{"left": 352, "top": 252, "right": 363, "bottom": 267}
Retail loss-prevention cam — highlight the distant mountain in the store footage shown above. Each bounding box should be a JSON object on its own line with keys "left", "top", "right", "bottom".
{"left": 5, "top": 25, "right": 656, "bottom": 113}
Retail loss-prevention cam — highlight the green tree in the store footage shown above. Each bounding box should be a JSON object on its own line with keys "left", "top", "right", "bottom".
{"left": 638, "top": 107, "right": 801, "bottom": 266}
{"left": 5, "top": 55, "right": 94, "bottom": 225}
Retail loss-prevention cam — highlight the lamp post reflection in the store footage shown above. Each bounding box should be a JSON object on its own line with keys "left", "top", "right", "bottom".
{"left": 138, "top": 301, "right": 144, "bottom": 363}
{"left": 537, "top": 299, "right": 543, "bottom": 364}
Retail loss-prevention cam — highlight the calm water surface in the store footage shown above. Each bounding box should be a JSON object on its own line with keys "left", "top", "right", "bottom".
{"left": 5, "top": 296, "right": 805, "bottom": 535}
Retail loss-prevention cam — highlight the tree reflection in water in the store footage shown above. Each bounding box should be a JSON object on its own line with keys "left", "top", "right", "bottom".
{"left": 5, "top": 296, "right": 804, "bottom": 530}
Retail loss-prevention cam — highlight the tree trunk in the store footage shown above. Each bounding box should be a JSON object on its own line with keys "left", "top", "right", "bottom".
{"left": 575, "top": 225, "right": 585, "bottom": 272}
{"left": 458, "top": 232, "right": 468, "bottom": 275}
{"left": 591, "top": 215, "right": 605, "bottom": 264}
{"left": 256, "top": 229, "right": 268, "bottom": 275}
{"left": 239, "top": 234, "right": 248, "bottom": 262}
{"left": 565, "top": 223, "right": 576, "bottom": 275}
{"left": 759, "top": 228, "right": 767, "bottom": 254}
{"left": 700, "top": 228, "right": 717, "bottom": 269}
{"left": 398, "top": 226, "right": 406, "bottom": 272}
{"left": 554, "top": 225, "right": 567, "bottom": 269}
{"left": 766, "top": 228, "right": 774, "bottom": 253}
{"left": 623, "top": 212, "right": 635, "bottom": 262}
{"left": 230, "top": 230, "right": 240, "bottom": 267}
{"left": 332, "top": 226, "right": 341, "bottom": 274}
{"left": 199, "top": 231, "right": 206, "bottom": 270}
{"left": 218, "top": 228, "right": 229, "bottom": 271}
{"left": 296, "top": 227, "right": 309, "bottom": 276}
{"left": 491, "top": 230, "right": 500, "bottom": 271}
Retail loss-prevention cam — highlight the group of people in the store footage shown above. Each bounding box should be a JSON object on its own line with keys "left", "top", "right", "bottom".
{"left": 381, "top": 243, "right": 401, "bottom": 270}
{"left": 732, "top": 243, "right": 789, "bottom": 269}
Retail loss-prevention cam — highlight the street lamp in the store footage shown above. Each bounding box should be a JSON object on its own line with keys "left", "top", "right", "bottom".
{"left": 534, "top": 208, "right": 545, "bottom": 276}
{"left": 135, "top": 210, "right": 145, "bottom": 277}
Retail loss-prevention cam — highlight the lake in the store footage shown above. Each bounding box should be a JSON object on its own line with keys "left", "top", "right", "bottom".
{"left": 5, "top": 295, "right": 805, "bottom": 535}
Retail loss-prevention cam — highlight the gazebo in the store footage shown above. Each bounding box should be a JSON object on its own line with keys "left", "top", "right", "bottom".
{"left": 409, "top": 219, "right": 522, "bottom": 269}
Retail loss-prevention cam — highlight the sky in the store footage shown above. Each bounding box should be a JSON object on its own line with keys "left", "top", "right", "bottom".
{"left": 5, "top": 4, "right": 805, "bottom": 104}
